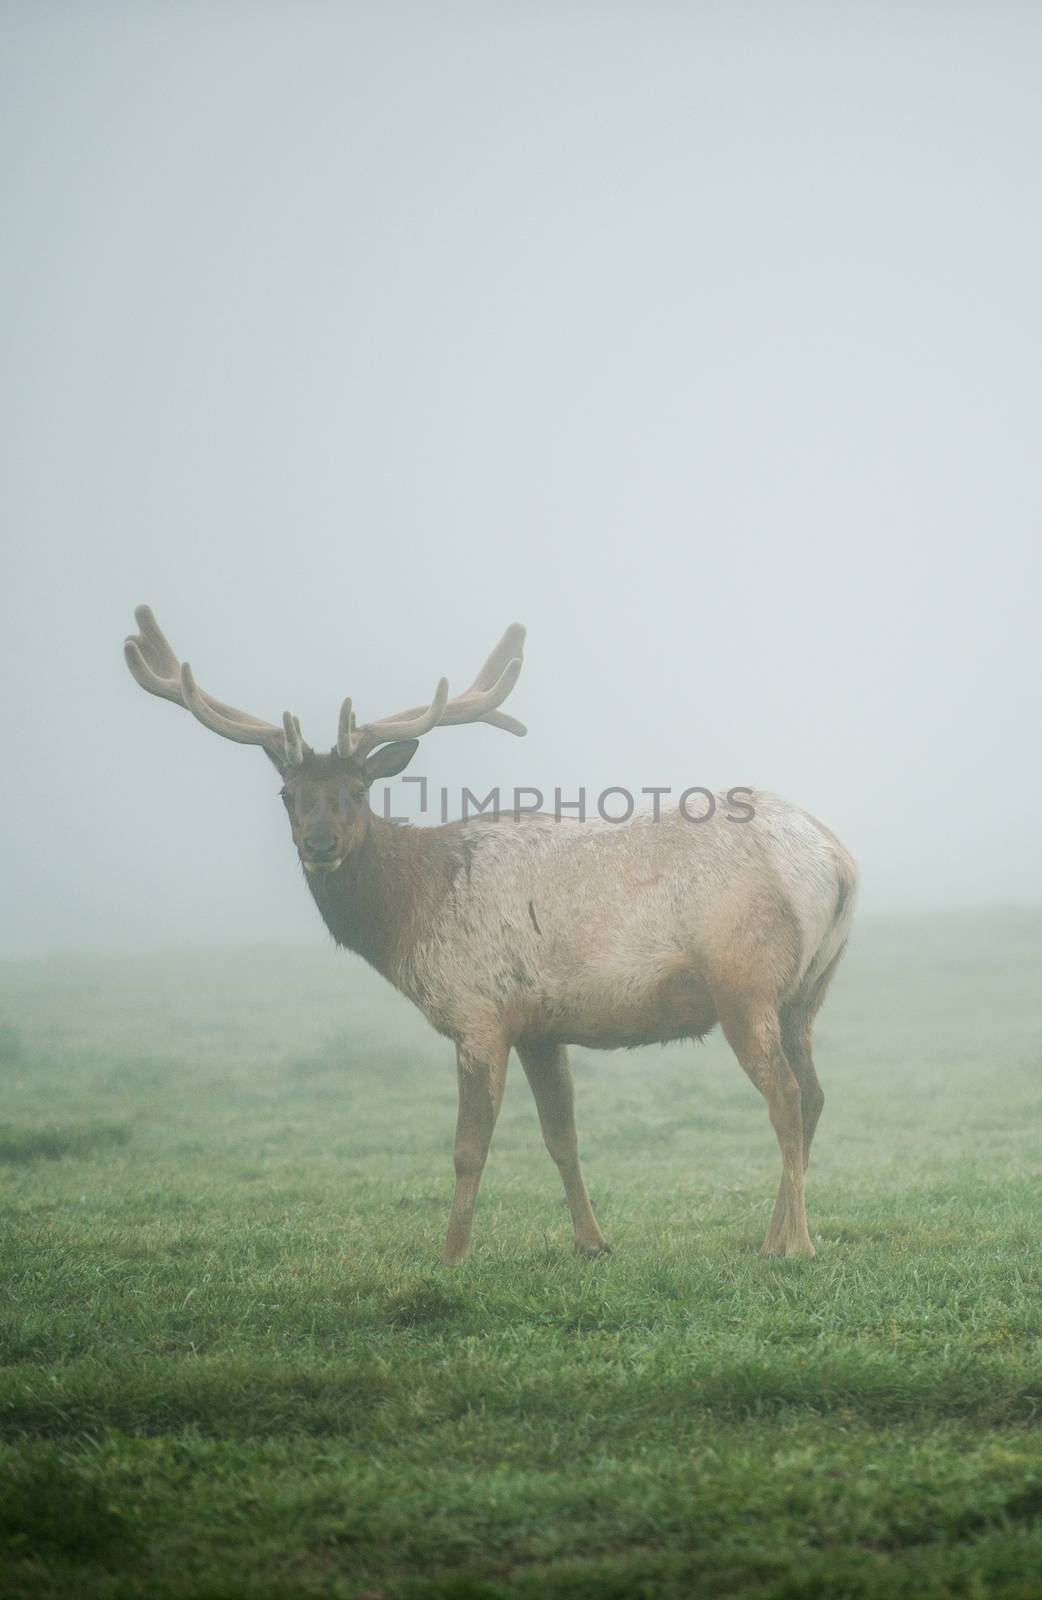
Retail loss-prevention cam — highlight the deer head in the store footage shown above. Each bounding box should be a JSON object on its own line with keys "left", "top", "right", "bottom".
{"left": 124, "top": 606, "right": 526, "bottom": 875}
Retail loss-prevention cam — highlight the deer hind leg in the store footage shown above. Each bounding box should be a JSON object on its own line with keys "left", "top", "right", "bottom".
{"left": 716, "top": 991, "right": 815, "bottom": 1258}
{"left": 780, "top": 943, "right": 846, "bottom": 1176}
{"left": 441, "top": 1038, "right": 508, "bottom": 1266}
{"left": 780, "top": 1004, "right": 825, "bottom": 1174}
{"left": 517, "top": 1040, "right": 609, "bottom": 1257}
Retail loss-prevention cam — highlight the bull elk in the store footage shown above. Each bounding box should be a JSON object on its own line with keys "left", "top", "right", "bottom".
{"left": 124, "top": 606, "right": 856, "bottom": 1262}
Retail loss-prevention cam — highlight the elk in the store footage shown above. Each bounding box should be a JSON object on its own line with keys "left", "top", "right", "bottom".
{"left": 125, "top": 606, "right": 856, "bottom": 1262}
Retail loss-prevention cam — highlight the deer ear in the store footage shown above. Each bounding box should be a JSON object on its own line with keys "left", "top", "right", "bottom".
{"left": 364, "top": 739, "right": 419, "bottom": 783}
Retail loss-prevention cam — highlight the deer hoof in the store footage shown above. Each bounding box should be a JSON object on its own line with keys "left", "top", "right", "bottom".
{"left": 760, "top": 1237, "right": 816, "bottom": 1259}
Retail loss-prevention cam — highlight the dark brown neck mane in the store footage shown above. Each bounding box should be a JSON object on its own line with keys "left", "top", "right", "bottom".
{"left": 305, "top": 812, "right": 454, "bottom": 983}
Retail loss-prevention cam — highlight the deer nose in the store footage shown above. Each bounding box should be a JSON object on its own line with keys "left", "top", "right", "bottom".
{"left": 303, "top": 831, "right": 338, "bottom": 859}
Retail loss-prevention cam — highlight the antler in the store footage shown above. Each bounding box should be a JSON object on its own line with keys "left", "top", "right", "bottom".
{"left": 124, "top": 605, "right": 306, "bottom": 767}
{"left": 125, "top": 608, "right": 526, "bottom": 767}
{"left": 338, "top": 623, "right": 527, "bottom": 759}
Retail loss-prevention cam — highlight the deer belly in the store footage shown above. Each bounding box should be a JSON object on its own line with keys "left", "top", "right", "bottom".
{"left": 544, "top": 967, "right": 718, "bottom": 1050}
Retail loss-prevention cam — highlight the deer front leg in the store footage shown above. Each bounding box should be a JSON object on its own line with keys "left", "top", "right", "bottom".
{"left": 517, "top": 1041, "right": 609, "bottom": 1256}
{"left": 441, "top": 1039, "right": 508, "bottom": 1266}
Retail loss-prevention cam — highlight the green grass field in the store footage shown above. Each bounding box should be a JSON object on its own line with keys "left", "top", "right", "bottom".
{"left": 2, "top": 910, "right": 1041, "bottom": 1599}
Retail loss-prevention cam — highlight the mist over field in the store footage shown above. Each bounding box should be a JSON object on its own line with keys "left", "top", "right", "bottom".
{"left": 3, "top": 913, "right": 1042, "bottom": 1598}
{"left": 2, "top": 4, "right": 1041, "bottom": 959}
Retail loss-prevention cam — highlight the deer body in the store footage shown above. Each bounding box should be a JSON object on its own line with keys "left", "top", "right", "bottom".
{"left": 125, "top": 607, "right": 857, "bottom": 1264}
{"left": 310, "top": 799, "right": 853, "bottom": 1051}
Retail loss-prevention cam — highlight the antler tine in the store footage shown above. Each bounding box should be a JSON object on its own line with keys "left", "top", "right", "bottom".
{"left": 283, "top": 712, "right": 304, "bottom": 767}
{"left": 353, "top": 678, "right": 450, "bottom": 759}
{"left": 463, "top": 623, "right": 527, "bottom": 695}
{"left": 436, "top": 655, "right": 523, "bottom": 726}
{"left": 337, "top": 697, "right": 358, "bottom": 759}
{"left": 124, "top": 605, "right": 307, "bottom": 767}
{"left": 449, "top": 622, "right": 527, "bottom": 735}
{"left": 346, "top": 625, "right": 527, "bottom": 759}
{"left": 124, "top": 604, "right": 181, "bottom": 693}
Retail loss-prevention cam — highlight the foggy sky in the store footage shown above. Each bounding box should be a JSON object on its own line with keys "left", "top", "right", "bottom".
{"left": 3, "top": 3, "right": 1041, "bottom": 959}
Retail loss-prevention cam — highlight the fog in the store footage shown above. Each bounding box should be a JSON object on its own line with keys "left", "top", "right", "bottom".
{"left": 3, "top": 4, "right": 1040, "bottom": 960}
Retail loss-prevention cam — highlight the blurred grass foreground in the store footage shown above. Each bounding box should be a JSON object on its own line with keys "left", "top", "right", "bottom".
{"left": 2, "top": 909, "right": 1042, "bottom": 1598}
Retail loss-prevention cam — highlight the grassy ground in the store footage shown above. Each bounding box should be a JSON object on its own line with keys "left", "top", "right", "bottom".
{"left": 1, "top": 910, "right": 1041, "bottom": 1599}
